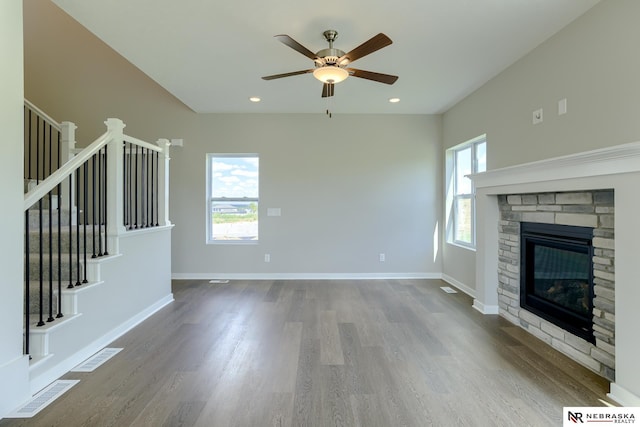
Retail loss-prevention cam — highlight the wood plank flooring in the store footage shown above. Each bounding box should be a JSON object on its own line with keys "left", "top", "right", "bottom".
{"left": 1, "top": 279, "right": 612, "bottom": 426}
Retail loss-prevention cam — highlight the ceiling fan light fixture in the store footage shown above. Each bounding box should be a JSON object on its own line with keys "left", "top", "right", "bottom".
{"left": 313, "top": 66, "right": 349, "bottom": 84}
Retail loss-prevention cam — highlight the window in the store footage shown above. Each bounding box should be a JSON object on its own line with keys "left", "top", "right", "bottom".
{"left": 206, "top": 154, "right": 259, "bottom": 243}
{"left": 448, "top": 136, "right": 486, "bottom": 248}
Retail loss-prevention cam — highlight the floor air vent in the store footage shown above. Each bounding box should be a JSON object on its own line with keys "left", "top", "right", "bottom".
{"left": 6, "top": 380, "right": 79, "bottom": 418}
{"left": 440, "top": 286, "right": 458, "bottom": 294}
{"left": 71, "top": 347, "right": 123, "bottom": 372}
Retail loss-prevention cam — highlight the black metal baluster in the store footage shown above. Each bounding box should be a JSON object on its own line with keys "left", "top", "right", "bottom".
{"left": 98, "top": 148, "right": 103, "bottom": 256}
{"left": 150, "top": 148, "right": 154, "bottom": 228}
{"left": 155, "top": 151, "right": 159, "bottom": 226}
{"left": 103, "top": 147, "right": 109, "bottom": 255}
{"left": 142, "top": 148, "right": 146, "bottom": 227}
{"left": 27, "top": 109, "right": 32, "bottom": 180}
{"left": 26, "top": 107, "right": 31, "bottom": 181}
{"left": 123, "top": 142, "right": 127, "bottom": 228}
{"left": 25, "top": 210, "right": 30, "bottom": 355}
{"left": 91, "top": 154, "right": 97, "bottom": 258}
{"left": 57, "top": 132, "right": 63, "bottom": 318}
{"left": 134, "top": 144, "right": 139, "bottom": 229}
{"left": 36, "top": 116, "right": 40, "bottom": 184}
{"left": 47, "top": 124, "right": 54, "bottom": 323}
{"left": 129, "top": 142, "right": 133, "bottom": 230}
{"left": 75, "top": 168, "right": 81, "bottom": 287}
{"left": 83, "top": 162, "right": 88, "bottom": 283}
{"left": 68, "top": 175, "right": 74, "bottom": 289}
{"left": 37, "top": 197, "right": 44, "bottom": 326}
{"left": 147, "top": 148, "right": 151, "bottom": 227}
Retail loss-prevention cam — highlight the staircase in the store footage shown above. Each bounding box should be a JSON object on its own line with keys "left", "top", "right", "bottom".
{"left": 23, "top": 101, "right": 174, "bottom": 394}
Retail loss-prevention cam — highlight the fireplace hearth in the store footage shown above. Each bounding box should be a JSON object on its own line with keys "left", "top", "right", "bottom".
{"left": 520, "top": 222, "right": 594, "bottom": 343}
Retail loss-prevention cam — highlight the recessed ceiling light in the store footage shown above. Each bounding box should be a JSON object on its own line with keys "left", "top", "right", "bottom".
{"left": 389, "top": 98, "right": 400, "bottom": 103}
{"left": 249, "top": 97, "right": 261, "bottom": 103}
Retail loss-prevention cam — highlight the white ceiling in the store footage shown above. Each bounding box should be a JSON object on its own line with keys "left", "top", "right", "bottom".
{"left": 51, "top": 0, "right": 599, "bottom": 115}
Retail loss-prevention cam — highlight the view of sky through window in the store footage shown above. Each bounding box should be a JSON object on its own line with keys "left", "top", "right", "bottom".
{"left": 211, "top": 157, "right": 259, "bottom": 198}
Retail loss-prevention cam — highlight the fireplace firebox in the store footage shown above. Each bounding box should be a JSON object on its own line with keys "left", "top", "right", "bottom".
{"left": 520, "top": 222, "right": 595, "bottom": 343}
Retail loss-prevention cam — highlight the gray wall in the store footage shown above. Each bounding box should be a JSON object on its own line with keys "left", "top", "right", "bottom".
{"left": 172, "top": 113, "right": 441, "bottom": 277}
{"left": 24, "top": 0, "right": 442, "bottom": 279}
{"left": 442, "top": 0, "right": 640, "bottom": 290}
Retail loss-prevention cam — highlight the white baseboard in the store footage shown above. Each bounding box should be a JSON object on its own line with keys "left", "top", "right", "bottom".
{"left": 29, "top": 293, "right": 174, "bottom": 395}
{"left": 441, "top": 274, "right": 476, "bottom": 298}
{"left": 172, "top": 272, "right": 441, "bottom": 281}
{"left": 608, "top": 382, "right": 640, "bottom": 407}
{"left": 472, "top": 299, "right": 500, "bottom": 315}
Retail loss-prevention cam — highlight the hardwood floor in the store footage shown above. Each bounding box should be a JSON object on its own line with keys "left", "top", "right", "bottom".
{"left": 1, "top": 279, "right": 611, "bottom": 426}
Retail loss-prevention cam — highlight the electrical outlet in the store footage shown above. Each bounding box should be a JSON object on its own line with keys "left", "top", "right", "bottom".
{"left": 264, "top": 254, "right": 270, "bottom": 263}
{"left": 379, "top": 253, "right": 386, "bottom": 262}
{"left": 533, "top": 108, "right": 543, "bottom": 125}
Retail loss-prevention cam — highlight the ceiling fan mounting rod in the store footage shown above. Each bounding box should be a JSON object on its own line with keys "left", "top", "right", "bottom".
{"left": 323, "top": 30, "right": 338, "bottom": 49}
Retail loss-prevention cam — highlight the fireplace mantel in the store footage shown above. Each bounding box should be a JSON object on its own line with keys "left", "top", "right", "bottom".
{"left": 470, "top": 140, "right": 640, "bottom": 191}
{"left": 469, "top": 141, "right": 640, "bottom": 407}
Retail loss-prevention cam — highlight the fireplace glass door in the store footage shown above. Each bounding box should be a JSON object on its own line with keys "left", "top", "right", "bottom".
{"left": 520, "top": 222, "right": 595, "bottom": 343}
{"left": 532, "top": 244, "right": 590, "bottom": 317}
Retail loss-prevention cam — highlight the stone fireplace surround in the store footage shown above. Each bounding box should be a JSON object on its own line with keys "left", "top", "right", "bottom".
{"left": 497, "top": 189, "right": 615, "bottom": 380}
{"left": 470, "top": 141, "right": 640, "bottom": 407}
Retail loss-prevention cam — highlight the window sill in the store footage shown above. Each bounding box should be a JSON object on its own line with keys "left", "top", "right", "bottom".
{"left": 447, "top": 241, "right": 477, "bottom": 252}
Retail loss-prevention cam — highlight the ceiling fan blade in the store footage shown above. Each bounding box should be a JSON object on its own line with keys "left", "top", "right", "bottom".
{"left": 274, "top": 35, "right": 319, "bottom": 60}
{"left": 322, "top": 83, "right": 335, "bottom": 98}
{"left": 347, "top": 68, "right": 398, "bottom": 85}
{"left": 262, "top": 69, "right": 314, "bottom": 80}
{"left": 339, "top": 33, "right": 392, "bottom": 64}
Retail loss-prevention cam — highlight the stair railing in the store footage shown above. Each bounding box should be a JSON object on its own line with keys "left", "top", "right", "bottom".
{"left": 23, "top": 116, "right": 171, "bottom": 357}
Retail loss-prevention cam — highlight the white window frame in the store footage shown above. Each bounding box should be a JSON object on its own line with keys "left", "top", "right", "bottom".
{"left": 447, "top": 135, "right": 486, "bottom": 249}
{"left": 206, "top": 153, "right": 259, "bottom": 244}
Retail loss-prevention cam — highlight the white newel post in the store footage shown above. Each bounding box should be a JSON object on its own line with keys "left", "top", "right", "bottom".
{"left": 105, "top": 118, "right": 127, "bottom": 254}
{"left": 60, "top": 121, "right": 77, "bottom": 219}
{"left": 157, "top": 138, "right": 172, "bottom": 226}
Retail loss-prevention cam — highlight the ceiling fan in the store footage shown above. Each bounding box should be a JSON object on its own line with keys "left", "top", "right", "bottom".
{"left": 262, "top": 30, "right": 398, "bottom": 98}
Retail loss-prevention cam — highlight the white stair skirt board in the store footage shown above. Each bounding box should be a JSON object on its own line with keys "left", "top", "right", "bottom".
{"left": 6, "top": 380, "right": 79, "bottom": 418}
{"left": 440, "top": 286, "right": 458, "bottom": 294}
{"left": 70, "top": 348, "right": 123, "bottom": 372}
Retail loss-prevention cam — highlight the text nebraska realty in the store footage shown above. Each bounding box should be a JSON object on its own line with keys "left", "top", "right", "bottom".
{"left": 582, "top": 412, "right": 635, "bottom": 423}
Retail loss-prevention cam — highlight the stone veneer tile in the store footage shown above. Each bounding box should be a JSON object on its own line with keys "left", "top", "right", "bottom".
{"left": 540, "top": 322, "right": 565, "bottom": 340}
{"left": 552, "top": 339, "right": 601, "bottom": 372}
{"left": 555, "top": 213, "right": 598, "bottom": 227}
{"left": 537, "top": 205, "right": 562, "bottom": 212}
{"left": 591, "top": 347, "right": 615, "bottom": 370}
{"left": 596, "top": 338, "right": 616, "bottom": 356}
{"left": 594, "top": 191, "right": 614, "bottom": 205}
{"left": 599, "top": 215, "right": 614, "bottom": 228}
{"left": 519, "top": 309, "right": 541, "bottom": 328}
{"left": 526, "top": 324, "right": 552, "bottom": 345}
{"left": 564, "top": 333, "right": 594, "bottom": 355}
{"left": 522, "top": 212, "right": 555, "bottom": 223}
{"left": 594, "top": 286, "right": 615, "bottom": 301}
{"left": 594, "top": 269, "right": 615, "bottom": 282}
{"left": 556, "top": 192, "right": 593, "bottom": 204}
{"left": 538, "top": 193, "right": 555, "bottom": 204}
{"left": 593, "top": 237, "right": 615, "bottom": 249}
{"left": 507, "top": 195, "right": 522, "bottom": 205}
